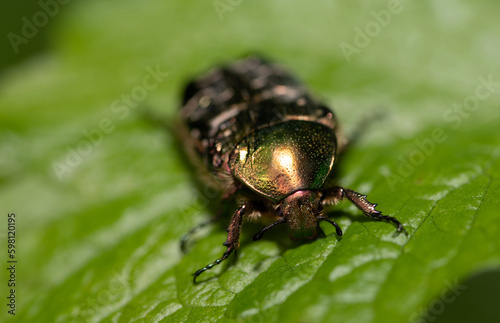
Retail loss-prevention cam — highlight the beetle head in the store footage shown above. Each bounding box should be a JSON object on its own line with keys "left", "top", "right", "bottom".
{"left": 278, "top": 190, "right": 323, "bottom": 240}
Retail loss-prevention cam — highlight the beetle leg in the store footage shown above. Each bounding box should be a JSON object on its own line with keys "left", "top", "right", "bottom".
{"left": 252, "top": 217, "right": 287, "bottom": 241}
{"left": 337, "top": 110, "right": 385, "bottom": 156}
{"left": 193, "top": 203, "right": 252, "bottom": 283}
{"left": 317, "top": 215, "right": 343, "bottom": 236}
{"left": 322, "top": 186, "right": 407, "bottom": 235}
{"left": 181, "top": 190, "right": 240, "bottom": 254}
{"left": 180, "top": 218, "right": 217, "bottom": 254}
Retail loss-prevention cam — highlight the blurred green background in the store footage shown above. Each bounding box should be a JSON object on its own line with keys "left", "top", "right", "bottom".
{"left": 1, "top": 0, "right": 499, "bottom": 322}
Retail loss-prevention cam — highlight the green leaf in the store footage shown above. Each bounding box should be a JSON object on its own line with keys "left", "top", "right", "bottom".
{"left": 1, "top": 0, "right": 500, "bottom": 322}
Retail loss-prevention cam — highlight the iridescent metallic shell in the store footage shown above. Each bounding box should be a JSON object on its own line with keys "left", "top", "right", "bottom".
{"left": 180, "top": 56, "right": 339, "bottom": 197}
{"left": 230, "top": 120, "right": 336, "bottom": 202}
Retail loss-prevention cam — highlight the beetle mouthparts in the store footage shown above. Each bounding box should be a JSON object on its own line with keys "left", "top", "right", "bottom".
{"left": 278, "top": 190, "right": 322, "bottom": 240}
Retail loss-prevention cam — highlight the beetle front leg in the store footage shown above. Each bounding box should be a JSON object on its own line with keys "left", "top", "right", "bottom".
{"left": 192, "top": 203, "right": 252, "bottom": 283}
{"left": 322, "top": 186, "right": 407, "bottom": 235}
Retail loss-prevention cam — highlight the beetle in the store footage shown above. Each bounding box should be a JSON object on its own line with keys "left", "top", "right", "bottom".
{"left": 179, "top": 56, "right": 406, "bottom": 282}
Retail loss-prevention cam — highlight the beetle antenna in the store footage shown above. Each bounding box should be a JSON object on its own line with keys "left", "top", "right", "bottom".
{"left": 317, "top": 215, "right": 343, "bottom": 236}
{"left": 252, "top": 218, "right": 287, "bottom": 241}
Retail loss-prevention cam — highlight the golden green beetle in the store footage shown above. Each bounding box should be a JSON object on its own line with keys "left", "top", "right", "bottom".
{"left": 179, "top": 56, "right": 406, "bottom": 282}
